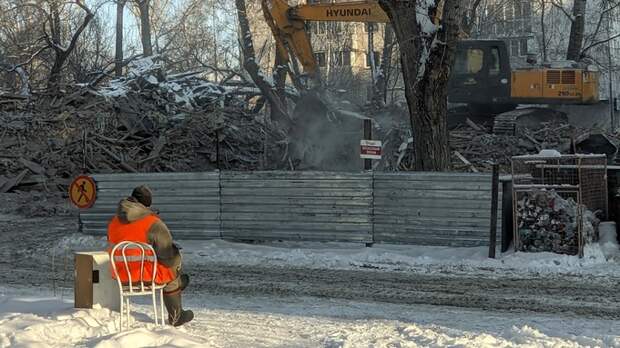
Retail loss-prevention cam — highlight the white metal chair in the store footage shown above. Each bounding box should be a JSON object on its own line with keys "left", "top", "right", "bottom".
{"left": 110, "top": 241, "right": 166, "bottom": 330}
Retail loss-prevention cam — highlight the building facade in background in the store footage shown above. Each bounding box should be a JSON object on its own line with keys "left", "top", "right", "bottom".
{"left": 473, "top": 0, "right": 536, "bottom": 60}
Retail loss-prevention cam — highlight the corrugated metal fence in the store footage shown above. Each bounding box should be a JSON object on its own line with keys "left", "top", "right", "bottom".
{"left": 221, "top": 172, "right": 373, "bottom": 243}
{"left": 80, "top": 171, "right": 501, "bottom": 247}
{"left": 374, "top": 173, "right": 502, "bottom": 247}
{"left": 80, "top": 172, "right": 220, "bottom": 239}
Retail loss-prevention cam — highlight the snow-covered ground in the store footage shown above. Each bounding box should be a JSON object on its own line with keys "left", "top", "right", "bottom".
{"left": 55, "top": 231, "right": 620, "bottom": 278}
{"left": 4, "top": 212, "right": 620, "bottom": 347}
{"left": 1, "top": 286, "right": 619, "bottom": 348}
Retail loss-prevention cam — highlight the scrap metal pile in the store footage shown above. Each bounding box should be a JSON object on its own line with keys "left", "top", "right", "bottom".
{"left": 516, "top": 190, "right": 599, "bottom": 255}
{"left": 0, "top": 58, "right": 285, "bottom": 193}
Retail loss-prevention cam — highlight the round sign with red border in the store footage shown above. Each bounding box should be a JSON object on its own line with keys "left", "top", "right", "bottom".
{"left": 69, "top": 175, "right": 97, "bottom": 209}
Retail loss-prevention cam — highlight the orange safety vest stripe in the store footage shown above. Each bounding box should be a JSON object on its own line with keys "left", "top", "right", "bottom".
{"left": 107, "top": 214, "right": 176, "bottom": 285}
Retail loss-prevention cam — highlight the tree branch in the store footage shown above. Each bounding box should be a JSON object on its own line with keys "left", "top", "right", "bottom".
{"left": 581, "top": 32, "right": 620, "bottom": 56}
{"left": 551, "top": 0, "right": 574, "bottom": 22}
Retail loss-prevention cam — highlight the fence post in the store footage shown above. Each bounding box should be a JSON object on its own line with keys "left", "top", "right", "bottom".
{"left": 489, "top": 164, "right": 499, "bottom": 258}
{"left": 363, "top": 119, "right": 372, "bottom": 170}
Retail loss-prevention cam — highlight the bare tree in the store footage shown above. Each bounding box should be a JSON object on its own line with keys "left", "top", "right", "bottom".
{"left": 45, "top": 0, "right": 94, "bottom": 89}
{"left": 115, "top": 0, "right": 127, "bottom": 76}
{"left": 377, "top": 0, "right": 464, "bottom": 171}
{"left": 236, "top": 0, "right": 289, "bottom": 124}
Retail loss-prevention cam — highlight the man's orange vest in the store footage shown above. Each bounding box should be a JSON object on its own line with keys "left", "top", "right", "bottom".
{"left": 107, "top": 214, "right": 176, "bottom": 285}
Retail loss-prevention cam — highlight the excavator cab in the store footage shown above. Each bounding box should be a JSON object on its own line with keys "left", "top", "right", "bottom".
{"left": 448, "top": 40, "right": 515, "bottom": 113}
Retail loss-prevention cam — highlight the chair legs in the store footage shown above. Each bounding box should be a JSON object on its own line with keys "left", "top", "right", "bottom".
{"left": 119, "top": 294, "right": 124, "bottom": 330}
{"left": 152, "top": 291, "right": 158, "bottom": 325}
{"left": 118, "top": 289, "right": 167, "bottom": 330}
{"left": 125, "top": 297, "right": 130, "bottom": 330}
{"left": 160, "top": 289, "right": 165, "bottom": 326}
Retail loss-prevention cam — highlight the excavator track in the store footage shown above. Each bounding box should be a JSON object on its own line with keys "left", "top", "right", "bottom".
{"left": 492, "top": 108, "right": 569, "bottom": 135}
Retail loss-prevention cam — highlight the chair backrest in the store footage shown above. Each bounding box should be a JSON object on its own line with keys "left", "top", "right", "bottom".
{"left": 110, "top": 241, "right": 159, "bottom": 293}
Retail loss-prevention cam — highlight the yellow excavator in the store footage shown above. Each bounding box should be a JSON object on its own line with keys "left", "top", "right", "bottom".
{"left": 263, "top": 0, "right": 600, "bottom": 112}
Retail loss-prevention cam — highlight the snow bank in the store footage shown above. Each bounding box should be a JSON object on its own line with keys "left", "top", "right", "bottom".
{"left": 179, "top": 238, "right": 620, "bottom": 277}
{"left": 53, "top": 231, "right": 620, "bottom": 277}
{"left": 0, "top": 290, "right": 206, "bottom": 348}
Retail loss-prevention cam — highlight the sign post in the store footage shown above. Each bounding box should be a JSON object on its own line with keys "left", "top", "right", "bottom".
{"left": 363, "top": 119, "right": 373, "bottom": 169}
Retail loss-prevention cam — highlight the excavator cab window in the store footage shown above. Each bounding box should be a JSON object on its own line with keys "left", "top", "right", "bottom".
{"left": 455, "top": 48, "right": 484, "bottom": 75}
{"left": 490, "top": 47, "right": 501, "bottom": 76}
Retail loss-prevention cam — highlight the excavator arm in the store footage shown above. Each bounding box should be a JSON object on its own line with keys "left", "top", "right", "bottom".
{"left": 262, "top": 0, "right": 391, "bottom": 87}
{"left": 262, "top": 0, "right": 443, "bottom": 88}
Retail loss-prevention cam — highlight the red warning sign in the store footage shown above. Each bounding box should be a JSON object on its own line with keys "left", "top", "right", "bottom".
{"left": 360, "top": 140, "right": 382, "bottom": 160}
{"left": 69, "top": 175, "right": 97, "bottom": 209}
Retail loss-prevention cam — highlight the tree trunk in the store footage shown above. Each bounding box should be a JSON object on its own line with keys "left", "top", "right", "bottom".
{"left": 367, "top": 22, "right": 376, "bottom": 103}
{"left": 378, "top": 0, "right": 462, "bottom": 171}
{"left": 138, "top": 0, "right": 153, "bottom": 56}
{"left": 273, "top": 48, "right": 288, "bottom": 120}
{"left": 115, "top": 0, "right": 126, "bottom": 76}
{"left": 375, "top": 24, "right": 394, "bottom": 105}
{"left": 567, "top": 0, "right": 586, "bottom": 61}
{"left": 541, "top": 0, "right": 547, "bottom": 62}
{"left": 236, "top": 0, "right": 290, "bottom": 125}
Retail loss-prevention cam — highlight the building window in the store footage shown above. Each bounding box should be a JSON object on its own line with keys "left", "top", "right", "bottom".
{"left": 315, "top": 52, "right": 326, "bottom": 67}
{"left": 514, "top": 2, "right": 522, "bottom": 17}
{"left": 524, "top": 18, "right": 532, "bottom": 33}
{"left": 497, "top": 21, "right": 505, "bottom": 36}
{"left": 332, "top": 51, "right": 351, "bottom": 67}
{"left": 504, "top": 4, "right": 514, "bottom": 20}
{"left": 522, "top": 1, "right": 531, "bottom": 17}
{"left": 520, "top": 38, "right": 528, "bottom": 56}
{"left": 366, "top": 51, "right": 381, "bottom": 68}
{"left": 510, "top": 40, "right": 519, "bottom": 56}
{"left": 505, "top": 20, "right": 514, "bottom": 35}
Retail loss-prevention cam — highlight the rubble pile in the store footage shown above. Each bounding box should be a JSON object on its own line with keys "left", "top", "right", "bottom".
{"left": 517, "top": 190, "right": 599, "bottom": 255}
{"left": 0, "top": 58, "right": 286, "bottom": 193}
{"left": 376, "top": 117, "right": 595, "bottom": 172}
{"left": 450, "top": 119, "right": 587, "bottom": 172}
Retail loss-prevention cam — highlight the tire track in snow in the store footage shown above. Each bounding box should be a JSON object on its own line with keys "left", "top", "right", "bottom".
{"left": 186, "top": 263, "right": 620, "bottom": 319}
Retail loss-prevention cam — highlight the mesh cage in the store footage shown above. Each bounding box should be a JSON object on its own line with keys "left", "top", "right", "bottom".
{"left": 511, "top": 154, "right": 607, "bottom": 256}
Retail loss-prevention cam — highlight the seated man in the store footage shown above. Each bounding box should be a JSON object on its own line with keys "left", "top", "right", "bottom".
{"left": 107, "top": 185, "right": 193, "bottom": 327}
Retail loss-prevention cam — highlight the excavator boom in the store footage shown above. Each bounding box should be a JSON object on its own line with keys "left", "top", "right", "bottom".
{"left": 263, "top": 0, "right": 442, "bottom": 86}
{"left": 262, "top": 0, "right": 392, "bottom": 85}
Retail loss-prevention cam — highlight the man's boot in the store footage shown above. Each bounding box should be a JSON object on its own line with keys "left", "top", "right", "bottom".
{"left": 163, "top": 292, "right": 194, "bottom": 327}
